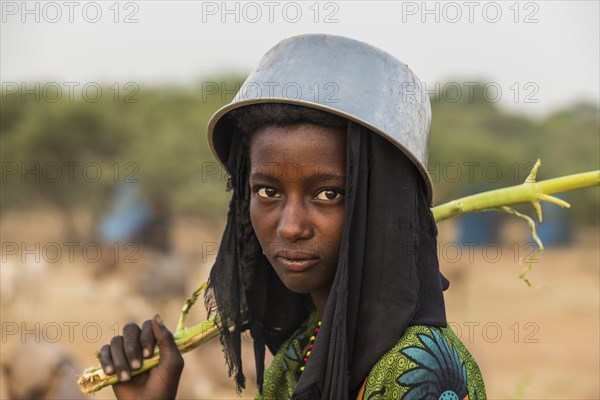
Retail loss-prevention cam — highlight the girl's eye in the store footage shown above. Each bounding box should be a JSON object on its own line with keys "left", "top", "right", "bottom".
{"left": 256, "top": 187, "right": 280, "bottom": 198}
{"left": 315, "top": 189, "right": 343, "bottom": 201}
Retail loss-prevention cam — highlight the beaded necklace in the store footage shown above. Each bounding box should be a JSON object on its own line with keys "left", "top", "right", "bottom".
{"left": 300, "top": 320, "right": 321, "bottom": 373}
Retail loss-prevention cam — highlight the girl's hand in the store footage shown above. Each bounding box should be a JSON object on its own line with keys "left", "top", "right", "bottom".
{"left": 98, "top": 314, "right": 184, "bottom": 400}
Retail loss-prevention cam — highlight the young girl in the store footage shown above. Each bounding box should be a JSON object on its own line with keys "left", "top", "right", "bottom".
{"left": 98, "top": 34, "right": 486, "bottom": 399}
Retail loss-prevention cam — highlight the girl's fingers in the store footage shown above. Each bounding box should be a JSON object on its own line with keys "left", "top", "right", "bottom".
{"left": 109, "top": 335, "right": 131, "bottom": 382}
{"left": 139, "top": 319, "right": 156, "bottom": 358}
{"left": 151, "top": 315, "right": 184, "bottom": 376}
{"left": 122, "top": 323, "right": 143, "bottom": 370}
{"left": 99, "top": 344, "right": 115, "bottom": 376}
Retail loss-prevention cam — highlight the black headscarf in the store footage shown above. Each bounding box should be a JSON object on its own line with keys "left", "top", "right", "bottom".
{"left": 204, "top": 119, "right": 448, "bottom": 399}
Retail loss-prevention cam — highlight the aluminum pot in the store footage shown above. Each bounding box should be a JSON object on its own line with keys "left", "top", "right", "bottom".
{"left": 207, "top": 33, "right": 434, "bottom": 201}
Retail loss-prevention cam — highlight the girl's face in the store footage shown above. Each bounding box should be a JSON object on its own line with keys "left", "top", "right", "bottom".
{"left": 249, "top": 123, "right": 346, "bottom": 303}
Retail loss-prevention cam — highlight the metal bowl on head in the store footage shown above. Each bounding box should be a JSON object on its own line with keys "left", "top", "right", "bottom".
{"left": 207, "top": 33, "right": 434, "bottom": 202}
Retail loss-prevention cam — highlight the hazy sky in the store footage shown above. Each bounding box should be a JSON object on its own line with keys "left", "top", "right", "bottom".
{"left": 2, "top": 1, "right": 598, "bottom": 115}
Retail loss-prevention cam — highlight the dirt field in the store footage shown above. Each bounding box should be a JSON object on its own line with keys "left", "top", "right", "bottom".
{"left": 1, "top": 210, "right": 598, "bottom": 399}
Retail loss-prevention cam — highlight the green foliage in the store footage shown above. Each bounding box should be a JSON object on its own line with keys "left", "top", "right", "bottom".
{"left": 1, "top": 80, "right": 598, "bottom": 227}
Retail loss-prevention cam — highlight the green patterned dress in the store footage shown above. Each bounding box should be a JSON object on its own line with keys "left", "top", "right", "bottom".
{"left": 258, "top": 312, "right": 486, "bottom": 400}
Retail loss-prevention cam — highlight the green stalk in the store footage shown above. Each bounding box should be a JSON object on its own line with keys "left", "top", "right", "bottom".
{"left": 432, "top": 161, "right": 599, "bottom": 222}
{"left": 78, "top": 161, "right": 599, "bottom": 395}
{"left": 432, "top": 161, "right": 598, "bottom": 287}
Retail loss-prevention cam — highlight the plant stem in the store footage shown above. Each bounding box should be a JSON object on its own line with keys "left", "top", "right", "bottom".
{"left": 432, "top": 167, "right": 599, "bottom": 222}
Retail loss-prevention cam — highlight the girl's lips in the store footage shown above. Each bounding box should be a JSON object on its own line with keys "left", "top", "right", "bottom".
{"left": 275, "top": 256, "right": 320, "bottom": 272}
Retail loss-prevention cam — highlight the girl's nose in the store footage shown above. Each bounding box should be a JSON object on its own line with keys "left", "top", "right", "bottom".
{"left": 277, "top": 198, "right": 312, "bottom": 242}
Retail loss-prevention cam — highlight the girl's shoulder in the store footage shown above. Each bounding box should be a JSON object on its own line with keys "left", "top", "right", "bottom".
{"left": 357, "top": 325, "right": 487, "bottom": 400}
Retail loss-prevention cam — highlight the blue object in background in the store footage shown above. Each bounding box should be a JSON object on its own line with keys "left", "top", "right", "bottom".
{"left": 458, "top": 211, "right": 503, "bottom": 246}
{"left": 536, "top": 195, "right": 574, "bottom": 247}
{"left": 99, "top": 183, "right": 151, "bottom": 242}
{"left": 457, "top": 195, "right": 574, "bottom": 248}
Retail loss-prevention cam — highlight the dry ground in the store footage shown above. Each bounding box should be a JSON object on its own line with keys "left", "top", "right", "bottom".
{"left": 1, "top": 210, "right": 598, "bottom": 399}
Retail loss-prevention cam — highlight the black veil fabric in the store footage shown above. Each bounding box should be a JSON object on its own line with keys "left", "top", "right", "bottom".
{"left": 204, "top": 120, "right": 448, "bottom": 399}
{"left": 292, "top": 122, "right": 448, "bottom": 398}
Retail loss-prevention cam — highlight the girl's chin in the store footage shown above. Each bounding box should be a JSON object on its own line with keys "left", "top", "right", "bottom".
{"left": 270, "top": 262, "right": 336, "bottom": 296}
{"left": 280, "top": 277, "right": 314, "bottom": 295}
{"left": 277, "top": 272, "right": 332, "bottom": 297}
